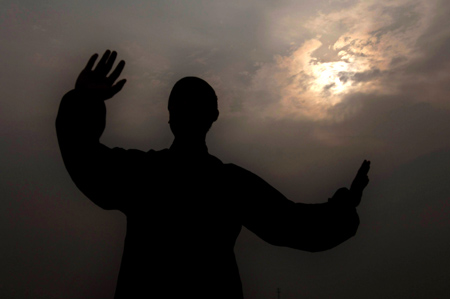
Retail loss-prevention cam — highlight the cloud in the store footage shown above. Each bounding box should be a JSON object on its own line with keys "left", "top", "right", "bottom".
{"left": 243, "top": 0, "right": 441, "bottom": 120}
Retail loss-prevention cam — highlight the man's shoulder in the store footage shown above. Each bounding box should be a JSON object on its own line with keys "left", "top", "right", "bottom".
{"left": 221, "top": 163, "right": 262, "bottom": 182}
{"left": 223, "top": 162, "right": 251, "bottom": 173}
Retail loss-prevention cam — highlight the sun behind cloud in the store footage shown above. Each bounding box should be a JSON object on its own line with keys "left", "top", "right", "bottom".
{"left": 248, "top": 0, "right": 435, "bottom": 121}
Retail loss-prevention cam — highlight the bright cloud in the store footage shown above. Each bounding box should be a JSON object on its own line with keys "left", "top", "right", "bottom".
{"left": 247, "top": 0, "right": 437, "bottom": 120}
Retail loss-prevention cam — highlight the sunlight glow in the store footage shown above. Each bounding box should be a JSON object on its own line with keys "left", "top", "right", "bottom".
{"left": 259, "top": 0, "right": 435, "bottom": 120}
{"left": 273, "top": 39, "right": 375, "bottom": 119}
{"left": 310, "top": 61, "right": 351, "bottom": 95}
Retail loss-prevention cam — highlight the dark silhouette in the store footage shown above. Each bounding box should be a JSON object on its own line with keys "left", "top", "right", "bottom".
{"left": 56, "top": 50, "right": 370, "bottom": 299}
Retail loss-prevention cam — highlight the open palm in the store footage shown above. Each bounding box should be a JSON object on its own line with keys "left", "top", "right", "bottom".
{"left": 75, "top": 50, "right": 126, "bottom": 100}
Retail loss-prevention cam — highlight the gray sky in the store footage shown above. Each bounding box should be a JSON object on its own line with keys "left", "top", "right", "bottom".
{"left": 2, "top": 0, "right": 450, "bottom": 298}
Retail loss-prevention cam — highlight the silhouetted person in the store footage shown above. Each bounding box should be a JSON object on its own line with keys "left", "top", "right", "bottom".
{"left": 56, "top": 50, "right": 370, "bottom": 299}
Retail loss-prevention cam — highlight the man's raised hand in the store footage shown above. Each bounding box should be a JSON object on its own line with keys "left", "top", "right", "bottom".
{"left": 75, "top": 50, "right": 126, "bottom": 100}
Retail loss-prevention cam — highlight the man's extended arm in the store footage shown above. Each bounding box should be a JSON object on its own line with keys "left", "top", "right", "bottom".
{"left": 56, "top": 50, "right": 144, "bottom": 211}
{"left": 235, "top": 161, "right": 370, "bottom": 252}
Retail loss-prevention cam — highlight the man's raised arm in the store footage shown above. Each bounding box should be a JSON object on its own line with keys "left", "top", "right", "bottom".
{"left": 235, "top": 160, "right": 370, "bottom": 252}
{"left": 56, "top": 50, "right": 143, "bottom": 211}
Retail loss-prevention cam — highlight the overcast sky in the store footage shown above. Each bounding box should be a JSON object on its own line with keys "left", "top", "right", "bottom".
{"left": 2, "top": 0, "right": 450, "bottom": 298}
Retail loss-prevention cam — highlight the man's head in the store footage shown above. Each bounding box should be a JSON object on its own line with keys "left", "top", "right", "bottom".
{"left": 168, "top": 77, "right": 219, "bottom": 138}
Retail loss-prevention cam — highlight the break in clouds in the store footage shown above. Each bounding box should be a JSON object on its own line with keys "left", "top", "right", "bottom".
{"left": 245, "top": 0, "right": 441, "bottom": 120}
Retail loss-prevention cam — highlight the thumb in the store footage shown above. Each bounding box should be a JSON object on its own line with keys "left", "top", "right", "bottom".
{"left": 106, "top": 79, "right": 127, "bottom": 100}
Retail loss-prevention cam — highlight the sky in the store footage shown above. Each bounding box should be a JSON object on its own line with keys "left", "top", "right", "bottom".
{"left": 1, "top": 0, "right": 450, "bottom": 298}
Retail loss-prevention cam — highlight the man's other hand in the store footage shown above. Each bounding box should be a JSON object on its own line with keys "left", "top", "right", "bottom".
{"left": 329, "top": 160, "right": 370, "bottom": 207}
{"left": 349, "top": 160, "right": 370, "bottom": 207}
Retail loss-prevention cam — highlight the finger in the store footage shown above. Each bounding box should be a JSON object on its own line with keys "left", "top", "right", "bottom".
{"left": 105, "top": 79, "right": 127, "bottom": 100}
{"left": 107, "top": 60, "right": 125, "bottom": 84}
{"left": 352, "top": 174, "right": 369, "bottom": 191}
{"left": 357, "top": 160, "right": 370, "bottom": 176}
{"left": 351, "top": 160, "right": 370, "bottom": 190}
{"left": 94, "top": 50, "right": 111, "bottom": 73}
{"left": 84, "top": 53, "right": 98, "bottom": 71}
{"left": 104, "top": 51, "right": 117, "bottom": 75}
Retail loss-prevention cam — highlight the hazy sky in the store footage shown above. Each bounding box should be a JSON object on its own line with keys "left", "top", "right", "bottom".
{"left": 2, "top": 0, "right": 450, "bottom": 298}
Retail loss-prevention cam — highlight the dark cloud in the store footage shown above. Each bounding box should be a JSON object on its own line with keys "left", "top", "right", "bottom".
{"left": 352, "top": 68, "right": 382, "bottom": 83}
{"left": 389, "top": 55, "right": 407, "bottom": 67}
{"left": 369, "top": 1, "right": 422, "bottom": 37}
{"left": 407, "top": 0, "right": 450, "bottom": 74}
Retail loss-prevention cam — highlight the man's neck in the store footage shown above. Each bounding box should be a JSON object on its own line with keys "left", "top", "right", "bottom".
{"left": 170, "top": 138, "right": 208, "bottom": 155}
